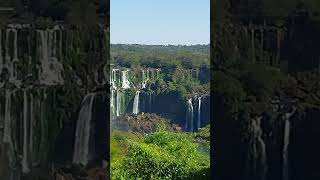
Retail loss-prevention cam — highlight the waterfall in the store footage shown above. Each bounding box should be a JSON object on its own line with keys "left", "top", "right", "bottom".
{"left": 245, "top": 117, "right": 267, "bottom": 180}
{"left": 110, "top": 68, "right": 132, "bottom": 119}
{"left": 73, "top": 93, "right": 96, "bottom": 166}
{"left": 3, "top": 90, "right": 15, "bottom": 143}
{"left": 197, "top": 97, "right": 202, "bottom": 130}
{"left": 111, "top": 69, "right": 119, "bottom": 89}
{"left": 282, "top": 107, "right": 296, "bottom": 180}
{"left": 121, "top": 70, "right": 130, "bottom": 89}
{"left": 141, "top": 70, "right": 147, "bottom": 88}
{"left": 12, "top": 29, "right": 18, "bottom": 63}
{"left": 185, "top": 98, "right": 194, "bottom": 131}
{"left": 22, "top": 90, "right": 30, "bottom": 173}
{"left": 110, "top": 68, "right": 161, "bottom": 119}
{"left": 111, "top": 89, "right": 125, "bottom": 119}
{"left": 29, "top": 93, "right": 34, "bottom": 164}
{"left": 5, "top": 29, "right": 18, "bottom": 81}
{"left": 116, "top": 90, "right": 122, "bottom": 116}
{"left": 110, "top": 89, "right": 115, "bottom": 119}
{"left": 282, "top": 118, "right": 290, "bottom": 180}
{"left": 37, "top": 30, "right": 64, "bottom": 85}
{"left": 133, "top": 91, "right": 140, "bottom": 114}
{"left": 3, "top": 90, "right": 15, "bottom": 169}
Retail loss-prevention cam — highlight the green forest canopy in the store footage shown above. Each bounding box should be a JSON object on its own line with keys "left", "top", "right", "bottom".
{"left": 111, "top": 44, "right": 210, "bottom": 69}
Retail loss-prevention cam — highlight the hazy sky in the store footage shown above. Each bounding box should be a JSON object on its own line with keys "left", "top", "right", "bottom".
{"left": 111, "top": 0, "right": 210, "bottom": 45}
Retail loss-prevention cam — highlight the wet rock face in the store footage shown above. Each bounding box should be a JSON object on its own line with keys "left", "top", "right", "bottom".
{"left": 153, "top": 91, "right": 186, "bottom": 124}
{"left": 0, "top": 24, "right": 108, "bottom": 88}
{"left": 290, "top": 108, "right": 320, "bottom": 180}
{"left": 91, "top": 92, "right": 109, "bottom": 165}
{"left": 213, "top": 93, "right": 320, "bottom": 180}
{"left": 0, "top": 24, "right": 108, "bottom": 178}
{"left": 110, "top": 66, "right": 210, "bottom": 132}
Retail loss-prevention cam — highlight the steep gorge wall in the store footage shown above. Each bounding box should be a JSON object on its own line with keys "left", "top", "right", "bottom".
{"left": 213, "top": 94, "right": 320, "bottom": 180}
{"left": 110, "top": 67, "right": 210, "bottom": 132}
{"left": 0, "top": 23, "right": 109, "bottom": 179}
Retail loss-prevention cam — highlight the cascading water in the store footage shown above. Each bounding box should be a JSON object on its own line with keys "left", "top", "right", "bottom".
{"left": 110, "top": 68, "right": 161, "bottom": 119}
{"left": 22, "top": 90, "right": 30, "bottom": 173}
{"left": 197, "top": 97, "right": 202, "bottom": 130}
{"left": 282, "top": 107, "right": 296, "bottom": 180}
{"left": 73, "top": 93, "right": 96, "bottom": 166}
{"left": 110, "top": 89, "right": 115, "bottom": 118}
{"left": 185, "top": 98, "right": 194, "bottom": 131}
{"left": 0, "top": 25, "right": 108, "bottom": 178}
{"left": 4, "top": 28, "right": 19, "bottom": 84}
{"left": 282, "top": 118, "right": 290, "bottom": 180}
{"left": 37, "top": 29, "right": 64, "bottom": 86}
{"left": 244, "top": 116, "right": 267, "bottom": 180}
{"left": 121, "top": 69, "right": 130, "bottom": 89}
{"left": 3, "top": 90, "right": 13, "bottom": 144}
{"left": 110, "top": 69, "right": 128, "bottom": 119}
{"left": 116, "top": 90, "right": 123, "bottom": 116}
{"left": 133, "top": 91, "right": 140, "bottom": 114}
{"left": 29, "top": 93, "right": 34, "bottom": 165}
{"left": 141, "top": 69, "right": 149, "bottom": 89}
{"left": 3, "top": 90, "right": 16, "bottom": 173}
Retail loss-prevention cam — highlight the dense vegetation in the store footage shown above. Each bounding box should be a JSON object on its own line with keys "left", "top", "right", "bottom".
{"left": 212, "top": 0, "right": 320, "bottom": 120}
{"left": 110, "top": 123, "right": 210, "bottom": 180}
{"left": 110, "top": 44, "right": 211, "bottom": 179}
{"left": 212, "top": 1, "right": 320, "bottom": 179}
{"left": 111, "top": 44, "right": 209, "bottom": 69}
{"left": 111, "top": 44, "right": 210, "bottom": 101}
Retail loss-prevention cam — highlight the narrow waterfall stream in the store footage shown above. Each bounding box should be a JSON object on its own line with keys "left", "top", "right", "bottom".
{"left": 22, "top": 90, "right": 30, "bottom": 173}
{"left": 37, "top": 29, "right": 64, "bottom": 86}
{"left": 197, "top": 97, "right": 202, "bottom": 130}
{"left": 3, "top": 91, "right": 13, "bottom": 144}
{"left": 5, "top": 29, "right": 18, "bottom": 82}
{"left": 282, "top": 118, "right": 290, "bottom": 180}
{"left": 245, "top": 116, "right": 267, "bottom": 180}
{"left": 29, "top": 94, "right": 34, "bottom": 166}
{"left": 282, "top": 107, "right": 296, "bottom": 180}
{"left": 3, "top": 90, "right": 15, "bottom": 166}
{"left": 185, "top": 98, "right": 194, "bottom": 131}
{"left": 121, "top": 70, "right": 130, "bottom": 89}
{"left": 133, "top": 91, "right": 140, "bottom": 114}
{"left": 73, "top": 93, "right": 96, "bottom": 166}
{"left": 116, "top": 90, "right": 124, "bottom": 116}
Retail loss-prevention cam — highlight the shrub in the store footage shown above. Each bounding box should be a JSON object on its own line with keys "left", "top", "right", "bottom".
{"left": 111, "top": 130, "right": 210, "bottom": 180}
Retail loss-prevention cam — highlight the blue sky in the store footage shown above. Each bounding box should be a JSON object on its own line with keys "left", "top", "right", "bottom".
{"left": 111, "top": 0, "right": 210, "bottom": 45}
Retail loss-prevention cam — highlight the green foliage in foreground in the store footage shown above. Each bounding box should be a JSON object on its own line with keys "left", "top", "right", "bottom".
{"left": 111, "top": 129, "right": 210, "bottom": 180}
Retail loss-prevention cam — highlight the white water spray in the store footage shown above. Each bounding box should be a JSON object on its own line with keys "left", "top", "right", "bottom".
{"left": 197, "top": 97, "right": 202, "bottom": 130}
{"left": 133, "top": 91, "right": 140, "bottom": 114}
{"left": 121, "top": 70, "right": 130, "bottom": 89}
{"left": 185, "top": 98, "right": 194, "bottom": 131}
{"left": 73, "top": 93, "right": 96, "bottom": 166}
{"left": 22, "top": 90, "right": 30, "bottom": 173}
